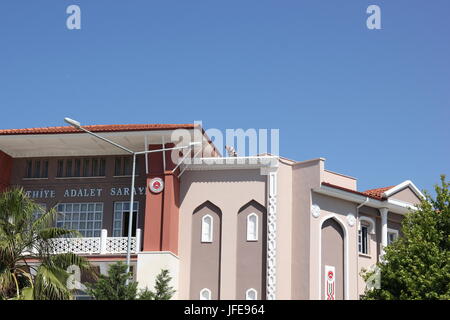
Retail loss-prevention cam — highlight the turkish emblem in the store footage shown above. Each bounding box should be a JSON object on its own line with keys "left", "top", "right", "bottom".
{"left": 149, "top": 178, "right": 164, "bottom": 194}
{"left": 324, "top": 265, "right": 335, "bottom": 300}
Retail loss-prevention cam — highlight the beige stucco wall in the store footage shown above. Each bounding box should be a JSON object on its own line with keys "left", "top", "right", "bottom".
{"left": 389, "top": 187, "right": 421, "bottom": 205}
{"left": 136, "top": 252, "right": 179, "bottom": 299}
{"left": 291, "top": 159, "right": 323, "bottom": 299}
{"left": 323, "top": 170, "right": 357, "bottom": 190}
{"left": 178, "top": 169, "right": 266, "bottom": 299}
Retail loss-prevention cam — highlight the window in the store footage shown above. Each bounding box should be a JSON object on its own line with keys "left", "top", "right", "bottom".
{"left": 358, "top": 224, "right": 369, "bottom": 254}
{"left": 201, "top": 214, "right": 213, "bottom": 243}
{"left": 387, "top": 229, "right": 399, "bottom": 245}
{"left": 56, "top": 158, "right": 106, "bottom": 178}
{"left": 246, "top": 213, "right": 258, "bottom": 241}
{"left": 56, "top": 203, "right": 103, "bottom": 237}
{"left": 113, "top": 202, "right": 139, "bottom": 237}
{"left": 33, "top": 160, "right": 41, "bottom": 178}
{"left": 74, "top": 159, "right": 81, "bottom": 177}
{"left": 57, "top": 160, "right": 64, "bottom": 177}
{"left": 91, "top": 158, "right": 106, "bottom": 176}
{"left": 83, "top": 159, "right": 90, "bottom": 177}
{"left": 32, "top": 204, "right": 46, "bottom": 221}
{"left": 200, "top": 288, "right": 211, "bottom": 300}
{"left": 114, "top": 158, "right": 122, "bottom": 176}
{"left": 42, "top": 160, "right": 49, "bottom": 178}
{"left": 26, "top": 160, "right": 32, "bottom": 178}
{"left": 99, "top": 158, "right": 106, "bottom": 176}
{"left": 124, "top": 157, "right": 132, "bottom": 175}
{"left": 25, "top": 159, "right": 48, "bottom": 179}
{"left": 66, "top": 159, "right": 73, "bottom": 177}
{"left": 114, "top": 156, "right": 138, "bottom": 176}
{"left": 246, "top": 288, "right": 257, "bottom": 300}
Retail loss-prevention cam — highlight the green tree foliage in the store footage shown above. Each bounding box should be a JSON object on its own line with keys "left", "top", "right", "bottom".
{"left": 139, "top": 269, "right": 175, "bottom": 300}
{"left": 0, "top": 187, "right": 90, "bottom": 300}
{"left": 86, "top": 261, "right": 138, "bottom": 300}
{"left": 86, "top": 262, "right": 175, "bottom": 300}
{"left": 362, "top": 175, "right": 450, "bottom": 300}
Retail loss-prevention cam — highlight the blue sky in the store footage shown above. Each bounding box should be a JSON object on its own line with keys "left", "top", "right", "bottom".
{"left": 0, "top": 1, "right": 448, "bottom": 193}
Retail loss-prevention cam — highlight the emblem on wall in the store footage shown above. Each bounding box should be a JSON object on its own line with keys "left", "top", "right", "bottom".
{"left": 149, "top": 178, "right": 164, "bottom": 194}
{"left": 347, "top": 213, "right": 356, "bottom": 227}
{"left": 311, "top": 204, "right": 321, "bottom": 218}
{"left": 324, "top": 265, "right": 336, "bottom": 300}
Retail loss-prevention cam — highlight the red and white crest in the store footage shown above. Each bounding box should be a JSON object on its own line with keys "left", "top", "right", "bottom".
{"left": 149, "top": 178, "right": 164, "bottom": 194}
{"left": 324, "top": 265, "right": 336, "bottom": 300}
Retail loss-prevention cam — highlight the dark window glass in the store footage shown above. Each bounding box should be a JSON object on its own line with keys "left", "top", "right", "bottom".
{"left": 74, "top": 159, "right": 81, "bottom": 177}
{"left": 124, "top": 157, "right": 132, "bottom": 175}
{"left": 99, "top": 158, "right": 106, "bottom": 176}
{"left": 83, "top": 159, "right": 90, "bottom": 177}
{"left": 25, "top": 160, "right": 32, "bottom": 178}
{"left": 66, "top": 160, "right": 73, "bottom": 177}
{"left": 57, "top": 160, "right": 64, "bottom": 177}
{"left": 42, "top": 160, "right": 49, "bottom": 178}
{"left": 33, "top": 160, "right": 41, "bottom": 178}
{"left": 92, "top": 159, "right": 99, "bottom": 176}
{"left": 114, "top": 158, "right": 122, "bottom": 176}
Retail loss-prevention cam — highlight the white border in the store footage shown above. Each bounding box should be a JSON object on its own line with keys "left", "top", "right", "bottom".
{"left": 382, "top": 180, "right": 424, "bottom": 199}
{"left": 246, "top": 288, "right": 258, "bottom": 300}
{"left": 201, "top": 214, "right": 213, "bottom": 243}
{"left": 387, "top": 228, "right": 399, "bottom": 245}
{"left": 358, "top": 216, "right": 376, "bottom": 235}
{"left": 246, "top": 213, "right": 258, "bottom": 241}
{"left": 199, "top": 288, "right": 212, "bottom": 300}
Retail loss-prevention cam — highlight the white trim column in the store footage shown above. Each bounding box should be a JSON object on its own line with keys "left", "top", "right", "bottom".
{"left": 100, "top": 229, "right": 107, "bottom": 254}
{"left": 379, "top": 208, "right": 388, "bottom": 256}
{"left": 266, "top": 169, "right": 278, "bottom": 300}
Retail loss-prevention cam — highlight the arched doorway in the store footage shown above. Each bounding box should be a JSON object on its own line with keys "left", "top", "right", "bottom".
{"left": 321, "top": 218, "right": 344, "bottom": 300}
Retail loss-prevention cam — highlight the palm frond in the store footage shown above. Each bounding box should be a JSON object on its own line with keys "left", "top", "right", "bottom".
{"left": 33, "top": 264, "right": 73, "bottom": 300}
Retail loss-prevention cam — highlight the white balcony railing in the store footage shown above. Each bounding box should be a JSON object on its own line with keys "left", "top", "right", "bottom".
{"left": 49, "top": 229, "right": 141, "bottom": 255}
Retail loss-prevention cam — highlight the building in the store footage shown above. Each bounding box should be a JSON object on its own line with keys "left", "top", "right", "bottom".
{"left": 0, "top": 123, "right": 423, "bottom": 300}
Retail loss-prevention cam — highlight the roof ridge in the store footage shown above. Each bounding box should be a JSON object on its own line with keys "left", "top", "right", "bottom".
{"left": 363, "top": 185, "right": 395, "bottom": 193}
{"left": 0, "top": 123, "right": 198, "bottom": 135}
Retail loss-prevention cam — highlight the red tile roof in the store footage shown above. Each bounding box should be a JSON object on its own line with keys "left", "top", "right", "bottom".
{"left": 321, "top": 182, "right": 391, "bottom": 200}
{"left": 363, "top": 186, "right": 394, "bottom": 199}
{"left": 0, "top": 124, "right": 198, "bottom": 135}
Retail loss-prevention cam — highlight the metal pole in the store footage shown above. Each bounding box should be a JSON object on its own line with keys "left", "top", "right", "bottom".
{"left": 77, "top": 126, "right": 134, "bottom": 154}
{"left": 125, "top": 152, "right": 137, "bottom": 284}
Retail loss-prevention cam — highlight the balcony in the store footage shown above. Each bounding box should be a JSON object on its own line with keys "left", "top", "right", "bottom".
{"left": 49, "top": 229, "right": 142, "bottom": 255}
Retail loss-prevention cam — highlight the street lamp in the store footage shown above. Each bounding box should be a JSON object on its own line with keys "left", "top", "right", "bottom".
{"left": 64, "top": 118, "right": 199, "bottom": 282}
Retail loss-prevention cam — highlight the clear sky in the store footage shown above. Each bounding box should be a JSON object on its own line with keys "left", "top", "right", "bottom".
{"left": 0, "top": 1, "right": 448, "bottom": 193}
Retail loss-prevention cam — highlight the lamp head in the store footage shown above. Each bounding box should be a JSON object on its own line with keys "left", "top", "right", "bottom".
{"left": 64, "top": 117, "right": 81, "bottom": 128}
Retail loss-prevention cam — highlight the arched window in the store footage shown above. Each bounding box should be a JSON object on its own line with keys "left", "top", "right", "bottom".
{"left": 358, "top": 223, "right": 369, "bottom": 254}
{"left": 246, "top": 288, "right": 257, "bottom": 300}
{"left": 201, "top": 214, "right": 213, "bottom": 243}
{"left": 200, "top": 288, "right": 212, "bottom": 300}
{"left": 246, "top": 213, "right": 258, "bottom": 241}
{"left": 358, "top": 216, "right": 376, "bottom": 235}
